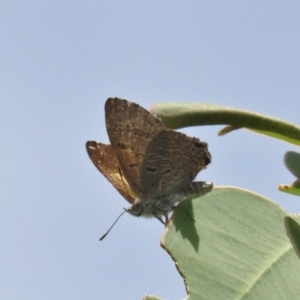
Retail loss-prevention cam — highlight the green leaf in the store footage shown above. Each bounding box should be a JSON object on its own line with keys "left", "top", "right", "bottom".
{"left": 285, "top": 216, "right": 300, "bottom": 259}
{"left": 157, "top": 187, "right": 300, "bottom": 300}
{"left": 284, "top": 151, "right": 300, "bottom": 178}
{"left": 151, "top": 103, "right": 300, "bottom": 146}
{"left": 279, "top": 151, "right": 300, "bottom": 196}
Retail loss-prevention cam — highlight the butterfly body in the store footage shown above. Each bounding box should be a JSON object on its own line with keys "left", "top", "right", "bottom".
{"left": 86, "top": 98, "right": 213, "bottom": 225}
{"left": 126, "top": 181, "right": 213, "bottom": 223}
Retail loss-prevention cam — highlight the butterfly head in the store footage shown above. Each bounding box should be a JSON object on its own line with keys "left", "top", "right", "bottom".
{"left": 125, "top": 203, "right": 144, "bottom": 217}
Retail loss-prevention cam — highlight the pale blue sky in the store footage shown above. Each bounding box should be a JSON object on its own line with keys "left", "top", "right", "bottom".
{"left": 1, "top": 1, "right": 300, "bottom": 299}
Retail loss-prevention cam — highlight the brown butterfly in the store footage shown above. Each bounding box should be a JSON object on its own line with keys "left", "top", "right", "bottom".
{"left": 86, "top": 98, "right": 213, "bottom": 239}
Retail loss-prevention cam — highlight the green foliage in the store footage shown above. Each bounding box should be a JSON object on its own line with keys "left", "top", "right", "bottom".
{"left": 161, "top": 188, "right": 300, "bottom": 300}
{"left": 151, "top": 103, "right": 300, "bottom": 146}
{"left": 279, "top": 151, "right": 300, "bottom": 195}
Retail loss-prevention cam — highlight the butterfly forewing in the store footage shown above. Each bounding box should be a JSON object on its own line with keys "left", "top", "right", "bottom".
{"left": 140, "top": 130, "right": 211, "bottom": 197}
{"left": 86, "top": 141, "right": 136, "bottom": 203}
{"left": 105, "top": 98, "right": 166, "bottom": 198}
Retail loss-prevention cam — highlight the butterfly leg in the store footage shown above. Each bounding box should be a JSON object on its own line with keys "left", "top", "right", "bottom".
{"left": 164, "top": 214, "right": 169, "bottom": 226}
{"left": 155, "top": 214, "right": 169, "bottom": 227}
{"left": 155, "top": 215, "right": 166, "bottom": 225}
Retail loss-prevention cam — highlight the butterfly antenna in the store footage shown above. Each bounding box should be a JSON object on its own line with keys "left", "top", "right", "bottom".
{"left": 99, "top": 210, "right": 127, "bottom": 241}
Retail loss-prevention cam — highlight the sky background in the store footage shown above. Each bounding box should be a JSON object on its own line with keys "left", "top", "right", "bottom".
{"left": 1, "top": 1, "right": 300, "bottom": 299}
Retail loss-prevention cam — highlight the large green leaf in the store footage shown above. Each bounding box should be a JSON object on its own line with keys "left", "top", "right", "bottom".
{"left": 145, "top": 187, "right": 300, "bottom": 300}
{"left": 151, "top": 103, "right": 300, "bottom": 146}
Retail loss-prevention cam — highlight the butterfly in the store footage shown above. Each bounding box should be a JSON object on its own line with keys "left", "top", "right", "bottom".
{"left": 86, "top": 98, "right": 213, "bottom": 238}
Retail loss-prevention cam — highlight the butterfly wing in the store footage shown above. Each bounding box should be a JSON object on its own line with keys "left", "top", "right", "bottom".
{"left": 105, "top": 98, "right": 166, "bottom": 198}
{"left": 140, "top": 130, "right": 211, "bottom": 197}
{"left": 86, "top": 141, "right": 136, "bottom": 203}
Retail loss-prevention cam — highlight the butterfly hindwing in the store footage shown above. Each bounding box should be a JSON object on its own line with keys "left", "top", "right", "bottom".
{"left": 140, "top": 130, "right": 211, "bottom": 197}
